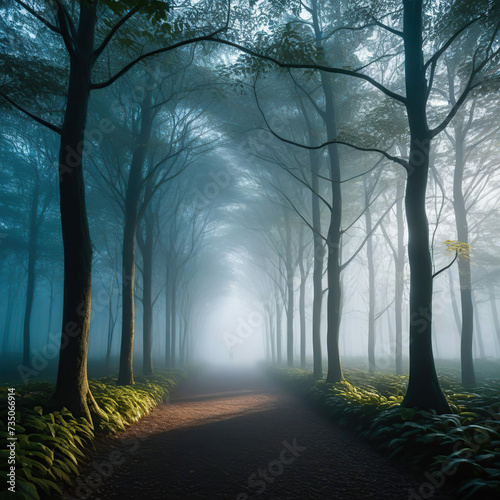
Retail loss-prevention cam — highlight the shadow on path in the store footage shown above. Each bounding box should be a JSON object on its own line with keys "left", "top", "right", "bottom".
{"left": 62, "top": 367, "right": 451, "bottom": 500}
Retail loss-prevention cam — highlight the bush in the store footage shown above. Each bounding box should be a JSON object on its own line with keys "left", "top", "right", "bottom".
{"left": 271, "top": 367, "right": 500, "bottom": 499}
{"left": 0, "top": 370, "right": 186, "bottom": 500}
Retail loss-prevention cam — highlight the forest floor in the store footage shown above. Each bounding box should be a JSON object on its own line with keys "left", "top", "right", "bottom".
{"left": 61, "top": 368, "right": 453, "bottom": 500}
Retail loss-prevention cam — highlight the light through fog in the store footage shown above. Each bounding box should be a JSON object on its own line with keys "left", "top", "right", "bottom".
{"left": 1, "top": 0, "right": 499, "bottom": 413}
{"left": 195, "top": 294, "right": 267, "bottom": 366}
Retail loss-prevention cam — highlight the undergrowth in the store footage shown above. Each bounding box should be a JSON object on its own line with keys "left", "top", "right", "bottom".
{"left": 270, "top": 366, "right": 500, "bottom": 499}
{"left": 0, "top": 370, "right": 186, "bottom": 500}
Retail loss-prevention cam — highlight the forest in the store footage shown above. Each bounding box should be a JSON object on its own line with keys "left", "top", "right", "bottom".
{"left": 1, "top": 0, "right": 500, "bottom": 499}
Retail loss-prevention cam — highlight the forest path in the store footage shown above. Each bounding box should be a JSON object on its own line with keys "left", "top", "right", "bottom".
{"left": 64, "top": 368, "right": 451, "bottom": 500}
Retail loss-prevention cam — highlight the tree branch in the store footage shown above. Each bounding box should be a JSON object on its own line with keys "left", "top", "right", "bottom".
{"left": 92, "top": 4, "right": 143, "bottom": 62}
{"left": 340, "top": 197, "right": 400, "bottom": 271}
{"left": 424, "top": 17, "right": 483, "bottom": 72}
{"left": 53, "top": 0, "right": 76, "bottom": 56}
{"left": 432, "top": 251, "right": 458, "bottom": 280}
{"left": 13, "top": 0, "right": 60, "bottom": 33}
{"left": 215, "top": 39, "right": 407, "bottom": 104}
{"left": 0, "top": 93, "right": 62, "bottom": 135}
{"left": 253, "top": 84, "right": 409, "bottom": 169}
{"left": 91, "top": 27, "right": 229, "bottom": 89}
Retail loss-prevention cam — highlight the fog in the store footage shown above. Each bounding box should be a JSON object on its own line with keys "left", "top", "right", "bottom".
{"left": 1, "top": 0, "right": 499, "bottom": 403}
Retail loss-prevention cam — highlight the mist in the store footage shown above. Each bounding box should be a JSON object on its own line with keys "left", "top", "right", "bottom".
{"left": 1, "top": 0, "right": 500, "bottom": 436}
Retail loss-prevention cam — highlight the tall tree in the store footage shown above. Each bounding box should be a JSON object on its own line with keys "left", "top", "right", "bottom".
{"left": 2, "top": 0, "right": 229, "bottom": 420}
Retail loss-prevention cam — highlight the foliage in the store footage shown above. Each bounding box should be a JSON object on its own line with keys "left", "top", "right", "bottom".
{"left": 272, "top": 367, "right": 500, "bottom": 499}
{"left": 445, "top": 239, "right": 471, "bottom": 260}
{"left": 0, "top": 371, "right": 186, "bottom": 499}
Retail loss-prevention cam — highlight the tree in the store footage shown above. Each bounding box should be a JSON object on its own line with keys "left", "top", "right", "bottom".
{"left": 217, "top": 0, "right": 499, "bottom": 410}
{"left": 2, "top": 0, "right": 234, "bottom": 419}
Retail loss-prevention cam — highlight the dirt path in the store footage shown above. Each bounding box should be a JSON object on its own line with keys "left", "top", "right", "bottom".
{"left": 63, "top": 369, "right": 451, "bottom": 500}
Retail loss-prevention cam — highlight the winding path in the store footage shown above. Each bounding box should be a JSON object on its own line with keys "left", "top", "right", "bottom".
{"left": 63, "top": 369, "right": 451, "bottom": 500}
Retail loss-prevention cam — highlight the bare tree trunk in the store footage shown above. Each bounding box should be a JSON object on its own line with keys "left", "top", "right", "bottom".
{"left": 311, "top": 0, "right": 343, "bottom": 384}
{"left": 171, "top": 277, "right": 177, "bottom": 368}
{"left": 284, "top": 210, "right": 294, "bottom": 367}
{"left": 472, "top": 292, "right": 485, "bottom": 360}
{"left": 118, "top": 85, "right": 154, "bottom": 386}
{"left": 165, "top": 264, "right": 171, "bottom": 368}
{"left": 268, "top": 307, "right": 276, "bottom": 363}
{"left": 448, "top": 268, "right": 462, "bottom": 335}
{"left": 139, "top": 181, "right": 154, "bottom": 376}
{"left": 323, "top": 87, "right": 343, "bottom": 384}
{"left": 298, "top": 225, "right": 307, "bottom": 369}
{"left": 489, "top": 284, "right": 500, "bottom": 356}
{"left": 311, "top": 155, "right": 324, "bottom": 378}
{"left": 23, "top": 172, "right": 40, "bottom": 367}
{"left": 395, "top": 177, "right": 405, "bottom": 375}
{"left": 48, "top": 4, "right": 102, "bottom": 423}
{"left": 275, "top": 291, "right": 282, "bottom": 365}
{"left": 302, "top": 104, "right": 323, "bottom": 378}
{"left": 452, "top": 120, "right": 475, "bottom": 385}
{"left": 365, "top": 181, "right": 376, "bottom": 372}
{"left": 400, "top": 0, "right": 450, "bottom": 413}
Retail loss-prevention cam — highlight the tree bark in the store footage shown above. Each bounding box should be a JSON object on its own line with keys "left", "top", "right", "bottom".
{"left": 47, "top": 4, "right": 102, "bottom": 423}
{"left": 23, "top": 171, "right": 40, "bottom": 367}
{"left": 165, "top": 263, "right": 171, "bottom": 368}
{"left": 139, "top": 180, "right": 154, "bottom": 376}
{"left": 118, "top": 86, "right": 154, "bottom": 386}
{"left": 448, "top": 268, "right": 462, "bottom": 335}
{"left": 489, "top": 284, "right": 500, "bottom": 356}
{"left": 452, "top": 122, "right": 475, "bottom": 385}
{"left": 395, "top": 177, "right": 405, "bottom": 375}
{"left": 400, "top": 0, "right": 450, "bottom": 413}
{"left": 472, "top": 292, "right": 485, "bottom": 360}
{"left": 323, "top": 82, "right": 343, "bottom": 384}
{"left": 171, "top": 276, "right": 177, "bottom": 368}
{"left": 301, "top": 96, "right": 323, "bottom": 378}
{"left": 298, "top": 225, "right": 307, "bottom": 369}
{"left": 311, "top": 151, "right": 324, "bottom": 378}
{"left": 284, "top": 210, "right": 294, "bottom": 367}
{"left": 275, "top": 291, "right": 282, "bottom": 365}
{"left": 365, "top": 180, "right": 376, "bottom": 372}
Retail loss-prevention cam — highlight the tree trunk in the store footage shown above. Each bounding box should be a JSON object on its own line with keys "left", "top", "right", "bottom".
{"left": 275, "top": 292, "right": 282, "bottom": 365}
{"left": 47, "top": 4, "right": 102, "bottom": 423}
{"left": 2, "top": 271, "right": 18, "bottom": 352}
{"left": 23, "top": 173, "right": 39, "bottom": 367}
{"left": 140, "top": 182, "right": 154, "bottom": 376}
{"left": 118, "top": 86, "right": 154, "bottom": 386}
{"left": 452, "top": 122, "right": 475, "bottom": 385}
{"left": 323, "top": 84, "right": 343, "bottom": 384}
{"left": 448, "top": 268, "right": 462, "bottom": 335}
{"left": 284, "top": 210, "right": 294, "bottom": 367}
{"left": 165, "top": 264, "right": 171, "bottom": 368}
{"left": 472, "top": 292, "right": 485, "bottom": 359}
{"left": 489, "top": 284, "right": 500, "bottom": 356}
{"left": 395, "top": 177, "right": 405, "bottom": 375}
{"left": 400, "top": 0, "right": 450, "bottom": 413}
{"left": 298, "top": 225, "right": 307, "bottom": 369}
{"left": 46, "top": 276, "right": 55, "bottom": 347}
{"left": 105, "top": 294, "right": 114, "bottom": 375}
{"left": 365, "top": 181, "right": 376, "bottom": 372}
{"left": 311, "top": 153, "right": 324, "bottom": 378}
{"left": 171, "top": 276, "right": 177, "bottom": 368}
{"left": 311, "top": 0, "right": 343, "bottom": 383}
{"left": 268, "top": 307, "right": 276, "bottom": 363}
{"left": 302, "top": 98, "right": 324, "bottom": 378}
